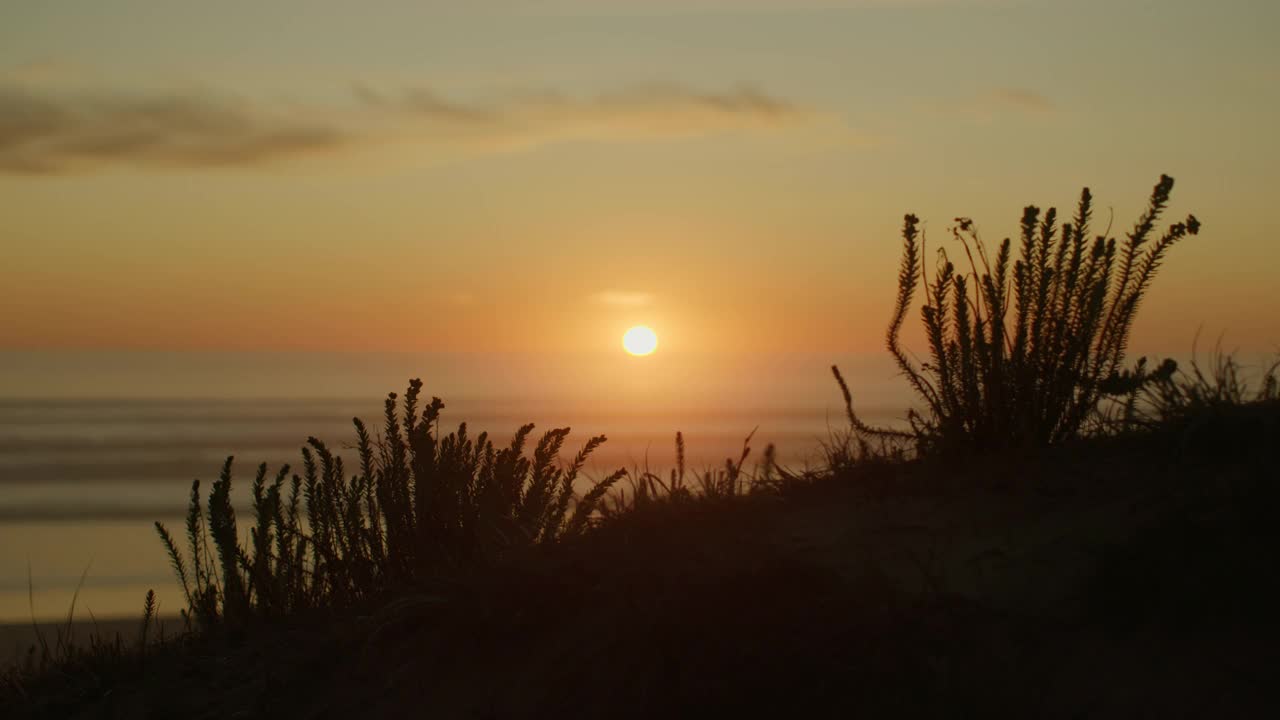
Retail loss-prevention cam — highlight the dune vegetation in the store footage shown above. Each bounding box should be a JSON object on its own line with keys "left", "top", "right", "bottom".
{"left": 5, "top": 176, "right": 1280, "bottom": 718}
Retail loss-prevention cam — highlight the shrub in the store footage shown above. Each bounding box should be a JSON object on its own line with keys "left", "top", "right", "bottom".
{"left": 155, "top": 379, "right": 624, "bottom": 630}
{"left": 837, "top": 175, "right": 1200, "bottom": 455}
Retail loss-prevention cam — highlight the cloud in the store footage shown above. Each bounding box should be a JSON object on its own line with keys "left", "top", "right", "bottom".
{"left": 361, "top": 83, "right": 813, "bottom": 150}
{"left": 592, "top": 290, "right": 654, "bottom": 307}
{"left": 0, "top": 85, "right": 348, "bottom": 174}
{"left": 0, "top": 81, "right": 822, "bottom": 175}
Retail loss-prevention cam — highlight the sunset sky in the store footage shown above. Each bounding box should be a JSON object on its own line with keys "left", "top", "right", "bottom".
{"left": 2, "top": 0, "right": 1277, "bottom": 358}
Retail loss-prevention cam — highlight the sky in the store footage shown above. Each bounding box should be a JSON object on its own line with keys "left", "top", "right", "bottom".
{"left": 2, "top": 0, "right": 1278, "bottom": 359}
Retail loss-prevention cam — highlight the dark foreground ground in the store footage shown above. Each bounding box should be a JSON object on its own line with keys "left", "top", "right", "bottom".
{"left": 5, "top": 403, "right": 1279, "bottom": 718}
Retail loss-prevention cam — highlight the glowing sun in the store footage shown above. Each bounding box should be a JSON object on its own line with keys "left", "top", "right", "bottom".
{"left": 622, "top": 325, "right": 658, "bottom": 356}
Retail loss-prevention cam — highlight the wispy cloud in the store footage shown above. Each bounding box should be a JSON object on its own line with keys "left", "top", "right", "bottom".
{"left": 0, "top": 85, "right": 347, "bottom": 174}
{"left": 0, "top": 80, "right": 825, "bottom": 175}
{"left": 362, "top": 83, "right": 811, "bottom": 151}
{"left": 931, "top": 87, "right": 1056, "bottom": 123}
{"left": 592, "top": 290, "right": 654, "bottom": 308}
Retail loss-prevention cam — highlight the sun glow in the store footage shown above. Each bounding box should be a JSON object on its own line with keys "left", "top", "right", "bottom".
{"left": 622, "top": 326, "right": 658, "bottom": 356}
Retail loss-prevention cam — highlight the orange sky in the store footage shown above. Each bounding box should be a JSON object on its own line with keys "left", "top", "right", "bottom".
{"left": 2, "top": 1, "right": 1278, "bottom": 357}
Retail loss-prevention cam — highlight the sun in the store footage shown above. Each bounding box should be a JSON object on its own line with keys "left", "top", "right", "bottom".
{"left": 622, "top": 325, "right": 658, "bottom": 356}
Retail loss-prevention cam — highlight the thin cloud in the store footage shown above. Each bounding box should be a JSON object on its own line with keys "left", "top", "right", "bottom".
{"left": 0, "top": 85, "right": 347, "bottom": 174}
{"left": 0, "top": 81, "right": 824, "bottom": 175}
{"left": 592, "top": 290, "right": 655, "bottom": 308}
{"left": 360, "top": 83, "right": 813, "bottom": 150}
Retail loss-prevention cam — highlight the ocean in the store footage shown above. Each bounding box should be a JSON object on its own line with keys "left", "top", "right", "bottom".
{"left": 0, "top": 350, "right": 911, "bottom": 622}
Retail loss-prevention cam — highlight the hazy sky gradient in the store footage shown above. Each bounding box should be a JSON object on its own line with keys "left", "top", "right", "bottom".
{"left": 2, "top": 0, "right": 1277, "bottom": 356}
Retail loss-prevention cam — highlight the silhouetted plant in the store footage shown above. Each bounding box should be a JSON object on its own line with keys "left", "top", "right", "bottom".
{"left": 836, "top": 175, "right": 1200, "bottom": 454}
{"left": 1135, "top": 344, "right": 1279, "bottom": 426}
{"left": 155, "top": 379, "right": 624, "bottom": 629}
{"left": 695, "top": 429, "right": 761, "bottom": 500}
{"left": 603, "top": 430, "right": 784, "bottom": 516}
{"left": 1, "top": 570, "right": 165, "bottom": 696}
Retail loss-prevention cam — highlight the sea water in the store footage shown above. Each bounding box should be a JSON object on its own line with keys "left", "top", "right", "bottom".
{"left": 0, "top": 350, "right": 911, "bottom": 621}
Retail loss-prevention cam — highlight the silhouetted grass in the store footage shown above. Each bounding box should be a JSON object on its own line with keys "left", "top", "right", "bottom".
{"left": 1138, "top": 342, "right": 1279, "bottom": 425}
{"left": 7, "top": 391, "right": 1277, "bottom": 718}
{"left": 600, "top": 430, "right": 793, "bottom": 516}
{"left": 2, "top": 587, "right": 174, "bottom": 712}
{"left": 154, "top": 379, "right": 627, "bottom": 630}
{"left": 837, "top": 175, "right": 1199, "bottom": 455}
